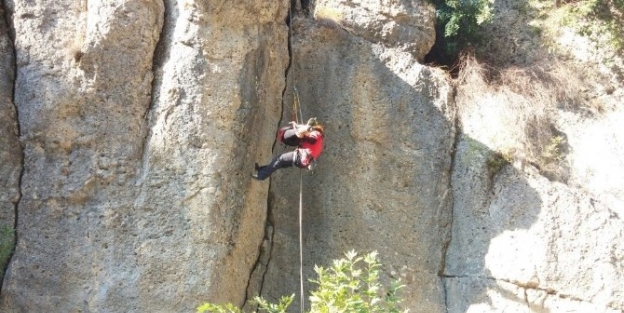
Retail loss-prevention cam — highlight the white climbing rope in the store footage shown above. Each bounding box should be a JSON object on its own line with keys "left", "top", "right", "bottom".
{"left": 288, "top": 3, "right": 306, "bottom": 313}
{"left": 298, "top": 171, "right": 304, "bottom": 313}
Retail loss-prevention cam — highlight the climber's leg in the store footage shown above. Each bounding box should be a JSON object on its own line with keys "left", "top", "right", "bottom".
{"left": 253, "top": 151, "right": 297, "bottom": 180}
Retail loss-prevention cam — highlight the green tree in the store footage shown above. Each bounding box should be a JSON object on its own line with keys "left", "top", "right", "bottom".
{"left": 197, "top": 251, "right": 405, "bottom": 313}
{"left": 427, "top": 0, "right": 494, "bottom": 66}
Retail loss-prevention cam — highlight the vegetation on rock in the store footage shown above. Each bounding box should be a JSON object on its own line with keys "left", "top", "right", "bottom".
{"left": 0, "top": 224, "right": 14, "bottom": 271}
{"left": 197, "top": 251, "right": 406, "bottom": 313}
{"left": 427, "top": 0, "right": 494, "bottom": 67}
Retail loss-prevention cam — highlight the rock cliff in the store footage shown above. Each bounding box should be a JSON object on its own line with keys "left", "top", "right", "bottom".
{"left": 0, "top": 0, "right": 287, "bottom": 312}
{"left": 0, "top": 0, "right": 622, "bottom": 313}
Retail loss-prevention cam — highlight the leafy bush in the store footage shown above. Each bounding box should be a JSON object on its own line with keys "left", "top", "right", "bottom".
{"left": 550, "top": 0, "right": 624, "bottom": 51}
{"left": 197, "top": 296, "right": 293, "bottom": 313}
{"left": 197, "top": 251, "right": 405, "bottom": 313}
{"left": 427, "top": 0, "right": 494, "bottom": 66}
{"left": 309, "top": 251, "right": 405, "bottom": 313}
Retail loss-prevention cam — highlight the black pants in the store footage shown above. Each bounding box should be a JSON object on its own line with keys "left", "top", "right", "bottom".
{"left": 255, "top": 151, "right": 300, "bottom": 180}
{"left": 255, "top": 129, "right": 304, "bottom": 180}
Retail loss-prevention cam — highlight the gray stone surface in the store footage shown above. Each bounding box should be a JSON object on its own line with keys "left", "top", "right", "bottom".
{"left": 135, "top": 0, "right": 288, "bottom": 309}
{"left": 0, "top": 0, "right": 288, "bottom": 312}
{"left": 443, "top": 0, "right": 624, "bottom": 311}
{"left": 256, "top": 16, "right": 454, "bottom": 312}
{"left": 314, "top": 0, "right": 436, "bottom": 61}
{"left": 446, "top": 155, "right": 624, "bottom": 312}
{"left": 0, "top": 0, "right": 623, "bottom": 312}
{"left": 0, "top": 1, "right": 166, "bottom": 311}
{"left": 446, "top": 276, "right": 623, "bottom": 313}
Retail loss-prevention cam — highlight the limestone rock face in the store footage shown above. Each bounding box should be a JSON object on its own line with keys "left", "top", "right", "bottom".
{"left": 0, "top": 0, "right": 288, "bottom": 312}
{"left": 0, "top": 5, "right": 19, "bottom": 284}
{"left": 1, "top": 0, "right": 623, "bottom": 312}
{"left": 314, "top": 0, "right": 436, "bottom": 61}
{"left": 442, "top": 0, "right": 624, "bottom": 311}
{"left": 446, "top": 158, "right": 624, "bottom": 312}
{"left": 135, "top": 0, "right": 288, "bottom": 309}
{"left": 445, "top": 100, "right": 624, "bottom": 312}
{"left": 256, "top": 16, "right": 454, "bottom": 312}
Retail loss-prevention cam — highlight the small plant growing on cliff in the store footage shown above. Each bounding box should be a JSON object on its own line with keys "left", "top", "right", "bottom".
{"left": 486, "top": 150, "right": 514, "bottom": 178}
{"left": 309, "top": 251, "right": 406, "bottom": 313}
{"left": 0, "top": 224, "right": 14, "bottom": 269}
{"left": 537, "top": 0, "right": 624, "bottom": 51}
{"left": 197, "top": 251, "right": 406, "bottom": 313}
{"left": 541, "top": 135, "right": 565, "bottom": 164}
{"left": 197, "top": 295, "right": 293, "bottom": 313}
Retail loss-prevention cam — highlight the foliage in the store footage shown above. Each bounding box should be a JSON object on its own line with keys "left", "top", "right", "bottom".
{"left": 486, "top": 150, "right": 513, "bottom": 177}
{"left": 540, "top": 135, "right": 565, "bottom": 165}
{"left": 569, "top": 0, "right": 624, "bottom": 50}
{"left": 197, "top": 251, "right": 405, "bottom": 313}
{"left": 308, "top": 251, "right": 406, "bottom": 313}
{"left": 428, "top": 0, "right": 494, "bottom": 66}
{"left": 0, "top": 224, "right": 14, "bottom": 268}
{"left": 197, "top": 295, "right": 293, "bottom": 313}
{"left": 536, "top": 0, "right": 624, "bottom": 51}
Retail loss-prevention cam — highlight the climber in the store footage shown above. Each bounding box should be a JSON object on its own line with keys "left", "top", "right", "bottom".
{"left": 252, "top": 118, "right": 324, "bottom": 181}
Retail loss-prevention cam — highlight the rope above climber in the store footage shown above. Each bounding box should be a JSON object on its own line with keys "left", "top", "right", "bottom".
{"left": 252, "top": 117, "right": 324, "bottom": 181}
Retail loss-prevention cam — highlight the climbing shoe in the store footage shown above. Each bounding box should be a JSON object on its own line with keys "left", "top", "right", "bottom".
{"left": 254, "top": 163, "right": 266, "bottom": 172}
{"left": 251, "top": 173, "right": 261, "bottom": 180}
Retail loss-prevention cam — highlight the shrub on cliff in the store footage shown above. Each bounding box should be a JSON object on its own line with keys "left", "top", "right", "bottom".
{"left": 197, "top": 251, "right": 406, "bottom": 313}
{"left": 0, "top": 224, "right": 14, "bottom": 269}
{"left": 560, "top": 0, "right": 624, "bottom": 51}
{"left": 427, "top": 0, "right": 494, "bottom": 67}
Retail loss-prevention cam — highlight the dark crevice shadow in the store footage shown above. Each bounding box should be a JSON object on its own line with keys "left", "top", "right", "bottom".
{"left": 0, "top": 0, "right": 20, "bottom": 294}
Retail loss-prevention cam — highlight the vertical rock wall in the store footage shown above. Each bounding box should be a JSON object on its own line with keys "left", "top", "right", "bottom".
{"left": 442, "top": 0, "right": 624, "bottom": 312}
{"left": 256, "top": 1, "right": 455, "bottom": 310}
{"left": 0, "top": 0, "right": 165, "bottom": 311}
{"left": 1, "top": 0, "right": 622, "bottom": 312}
{"left": 0, "top": 0, "right": 288, "bottom": 312}
{"left": 135, "top": 0, "right": 288, "bottom": 309}
{"left": 446, "top": 102, "right": 624, "bottom": 313}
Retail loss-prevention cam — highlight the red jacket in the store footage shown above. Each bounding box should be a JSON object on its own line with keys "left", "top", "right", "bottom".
{"left": 299, "top": 130, "right": 323, "bottom": 166}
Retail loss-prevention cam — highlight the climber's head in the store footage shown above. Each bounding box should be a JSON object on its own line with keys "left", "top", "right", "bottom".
{"left": 311, "top": 124, "right": 324, "bottom": 136}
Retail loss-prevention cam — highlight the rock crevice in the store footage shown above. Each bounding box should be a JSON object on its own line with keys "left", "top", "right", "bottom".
{"left": 0, "top": 0, "right": 20, "bottom": 291}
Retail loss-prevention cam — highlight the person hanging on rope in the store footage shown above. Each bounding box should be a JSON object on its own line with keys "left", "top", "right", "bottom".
{"left": 252, "top": 117, "right": 324, "bottom": 181}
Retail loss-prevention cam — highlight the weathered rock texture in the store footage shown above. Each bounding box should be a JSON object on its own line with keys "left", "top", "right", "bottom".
{"left": 255, "top": 11, "right": 455, "bottom": 312}
{"left": 135, "top": 0, "right": 288, "bottom": 310}
{"left": 0, "top": 4, "right": 19, "bottom": 284}
{"left": 0, "top": 0, "right": 288, "bottom": 312}
{"left": 443, "top": 0, "right": 624, "bottom": 312}
{"left": 0, "top": 0, "right": 623, "bottom": 312}
{"left": 314, "top": 0, "right": 436, "bottom": 61}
